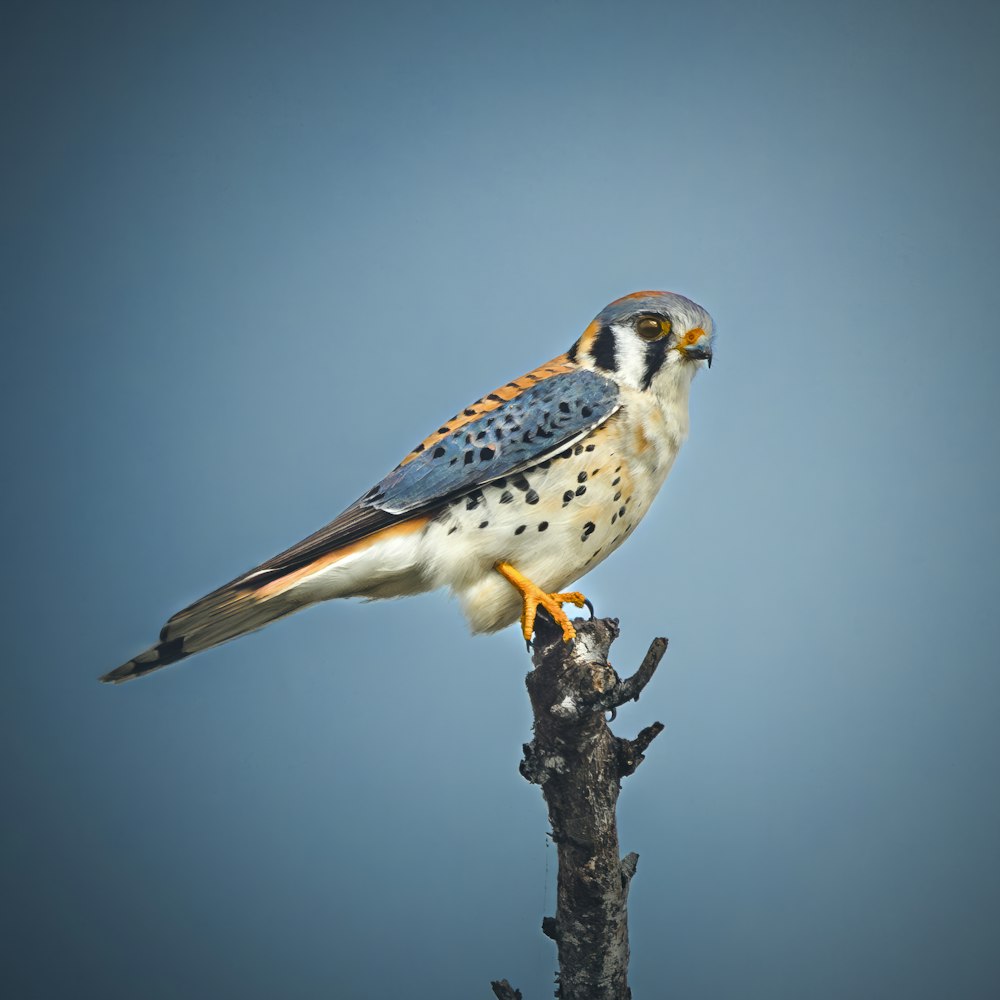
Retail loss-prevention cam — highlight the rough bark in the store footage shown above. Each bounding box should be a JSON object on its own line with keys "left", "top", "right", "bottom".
{"left": 495, "top": 612, "right": 667, "bottom": 999}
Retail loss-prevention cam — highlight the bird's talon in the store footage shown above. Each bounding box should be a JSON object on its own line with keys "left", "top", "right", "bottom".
{"left": 584, "top": 598, "right": 595, "bottom": 619}
{"left": 496, "top": 562, "right": 590, "bottom": 647}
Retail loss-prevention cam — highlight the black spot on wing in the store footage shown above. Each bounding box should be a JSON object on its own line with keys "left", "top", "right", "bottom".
{"left": 365, "top": 369, "right": 619, "bottom": 517}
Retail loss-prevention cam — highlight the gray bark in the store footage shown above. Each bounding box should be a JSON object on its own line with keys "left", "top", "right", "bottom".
{"left": 494, "top": 613, "right": 667, "bottom": 999}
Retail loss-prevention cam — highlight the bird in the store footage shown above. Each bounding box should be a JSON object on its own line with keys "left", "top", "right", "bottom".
{"left": 102, "top": 290, "right": 713, "bottom": 683}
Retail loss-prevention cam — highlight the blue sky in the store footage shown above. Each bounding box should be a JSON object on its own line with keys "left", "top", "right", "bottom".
{"left": 3, "top": 1, "right": 999, "bottom": 997}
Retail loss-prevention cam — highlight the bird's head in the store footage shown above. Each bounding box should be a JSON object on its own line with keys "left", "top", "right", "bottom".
{"left": 569, "top": 290, "right": 714, "bottom": 393}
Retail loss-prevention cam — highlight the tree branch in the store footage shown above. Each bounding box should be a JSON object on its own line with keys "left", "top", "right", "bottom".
{"left": 491, "top": 980, "right": 523, "bottom": 1000}
{"left": 496, "top": 611, "right": 668, "bottom": 999}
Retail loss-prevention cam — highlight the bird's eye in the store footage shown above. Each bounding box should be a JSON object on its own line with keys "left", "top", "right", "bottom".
{"left": 636, "top": 316, "right": 670, "bottom": 340}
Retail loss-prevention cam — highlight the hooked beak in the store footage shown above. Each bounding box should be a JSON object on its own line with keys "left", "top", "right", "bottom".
{"left": 685, "top": 345, "right": 712, "bottom": 367}
{"left": 679, "top": 327, "right": 713, "bottom": 368}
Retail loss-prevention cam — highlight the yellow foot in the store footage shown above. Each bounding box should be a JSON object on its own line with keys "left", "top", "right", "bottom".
{"left": 495, "top": 561, "right": 588, "bottom": 643}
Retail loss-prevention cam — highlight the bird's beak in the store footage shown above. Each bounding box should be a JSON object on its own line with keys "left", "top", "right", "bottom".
{"left": 686, "top": 346, "right": 712, "bottom": 367}
{"left": 679, "top": 328, "right": 713, "bottom": 368}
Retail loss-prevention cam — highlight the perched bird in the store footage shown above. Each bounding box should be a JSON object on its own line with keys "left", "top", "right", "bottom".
{"left": 103, "top": 290, "right": 713, "bottom": 683}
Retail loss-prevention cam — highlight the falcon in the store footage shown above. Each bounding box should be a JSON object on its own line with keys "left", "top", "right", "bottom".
{"left": 103, "top": 290, "right": 713, "bottom": 683}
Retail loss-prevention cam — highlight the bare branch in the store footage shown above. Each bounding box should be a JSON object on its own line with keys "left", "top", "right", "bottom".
{"left": 614, "top": 637, "right": 668, "bottom": 705}
{"left": 490, "top": 979, "right": 523, "bottom": 1000}
{"left": 492, "top": 611, "right": 668, "bottom": 999}
{"left": 617, "top": 722, "right": 666, "bottom": 777}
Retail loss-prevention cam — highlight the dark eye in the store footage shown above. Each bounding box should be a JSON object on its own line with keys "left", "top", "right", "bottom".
{"left": 636, "top": 315, "right": 671, "bottom": 340}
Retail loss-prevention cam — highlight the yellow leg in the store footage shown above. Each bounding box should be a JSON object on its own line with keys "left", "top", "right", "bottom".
{"left": 495, "top": 561, "right": 588, "bottom": 643}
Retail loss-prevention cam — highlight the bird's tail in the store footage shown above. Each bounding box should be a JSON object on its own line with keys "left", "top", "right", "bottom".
{"left": 100, "top": 582, "right": 302, "bottom": 684}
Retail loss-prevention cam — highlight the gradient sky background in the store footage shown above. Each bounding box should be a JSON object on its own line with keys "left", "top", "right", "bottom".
{"left": 3, "top": 1, "right": 999, "bottom": 997}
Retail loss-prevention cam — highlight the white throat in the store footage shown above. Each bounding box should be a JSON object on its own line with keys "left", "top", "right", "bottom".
{"left": 648, "top": 358, "right": 697, "bottom": 446}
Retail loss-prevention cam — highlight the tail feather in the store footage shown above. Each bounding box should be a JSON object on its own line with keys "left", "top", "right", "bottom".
{"left": 101, "top": 584, "right": 302, "bottom": 684}
{"left": 100, "top": 637, "right": 191, "bottom": 684}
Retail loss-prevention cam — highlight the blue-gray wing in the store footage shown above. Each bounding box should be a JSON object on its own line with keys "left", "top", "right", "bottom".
{"left": 367, "top": 368, "right": 620, "bottom": 514}
{"left": 228, "top": 368, "right": 619, "bottom": 588}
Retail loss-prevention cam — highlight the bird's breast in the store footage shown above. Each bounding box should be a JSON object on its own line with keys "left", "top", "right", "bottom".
{"left": 419, "top": 400, "right": 684, "bottom": 598}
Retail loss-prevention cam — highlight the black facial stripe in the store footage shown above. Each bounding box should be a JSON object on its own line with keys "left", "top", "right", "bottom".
{"left": 567, "top": 339, "right": 579, "bottom": 363}
{"left": 641, "top": 335, "right": 670, "bottom": 390}
{"left": 591, "top": 324, "right": 617, "bottom": 372}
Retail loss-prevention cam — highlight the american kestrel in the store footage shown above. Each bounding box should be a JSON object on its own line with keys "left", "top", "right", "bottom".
{"left": 103, "top": 291, "right": 713, "bottom": 683}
